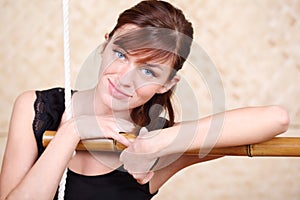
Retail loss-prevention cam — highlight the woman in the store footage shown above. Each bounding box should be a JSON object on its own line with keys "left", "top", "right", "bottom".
{"left": 0, "top": 0, "right": 289, "bottom": 199}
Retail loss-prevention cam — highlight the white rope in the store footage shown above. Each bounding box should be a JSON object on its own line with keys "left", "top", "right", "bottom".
{"left": 58, "top": 0, "right": 71, "bottom": 199}
{"left": 62, "top": 0, "right": 72, "bottom": 121}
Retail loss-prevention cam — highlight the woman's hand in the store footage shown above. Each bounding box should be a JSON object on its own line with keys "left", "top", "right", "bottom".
{"left": 120, "top": 128, "right": 159, "bottom": 184}
{"left": 68, "top": 115, "right": 135, "bottom": 147}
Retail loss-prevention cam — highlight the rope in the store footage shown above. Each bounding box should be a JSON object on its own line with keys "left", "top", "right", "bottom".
{"left": 58, "top": 0, "right": 71, "bottom": 199}
{"left": 62, "top": 0, "right": 72, "bottom": 121}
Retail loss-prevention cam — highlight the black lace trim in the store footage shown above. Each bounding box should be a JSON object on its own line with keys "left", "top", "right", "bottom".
{"left": 32, "top": 88, "right": 66, "bottom": 157}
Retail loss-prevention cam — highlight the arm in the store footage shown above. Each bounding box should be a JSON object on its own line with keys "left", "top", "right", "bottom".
{"left": 121, "top": 106, "right": 289, "bottom": 190}
{"left": 145, "top": 106, "right": 290, "bottom": 157}
{"left": 0, "top": 91, "right": 80, "bottom": 200}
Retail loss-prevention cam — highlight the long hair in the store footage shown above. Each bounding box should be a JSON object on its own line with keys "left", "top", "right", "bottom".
{"left": 108, "top": 0, "right": 193, "bottom": 127}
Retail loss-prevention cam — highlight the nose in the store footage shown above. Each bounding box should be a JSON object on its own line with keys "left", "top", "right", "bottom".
{"left": 118, "top": 63, "right": 135, "bottom": 89}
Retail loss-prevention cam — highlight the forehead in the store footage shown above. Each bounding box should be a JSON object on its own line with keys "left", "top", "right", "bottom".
{"left": 109, "top": 25, "right": 176, "bottom": 68}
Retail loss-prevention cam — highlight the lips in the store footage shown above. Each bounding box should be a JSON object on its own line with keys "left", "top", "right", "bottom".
{"left": 108, "top": 79, "right": 132, "bottom": 99}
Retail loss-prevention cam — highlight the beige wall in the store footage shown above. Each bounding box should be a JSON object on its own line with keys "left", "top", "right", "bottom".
{"left": 1, "top": 0, "right": 300, "bottom": 199}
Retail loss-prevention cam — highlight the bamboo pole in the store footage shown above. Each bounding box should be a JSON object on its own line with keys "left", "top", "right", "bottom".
{"left": 43, "top": 131, "right": 300, "bottom": 157}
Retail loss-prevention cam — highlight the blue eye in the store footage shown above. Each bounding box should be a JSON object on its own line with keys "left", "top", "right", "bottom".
{"left": 113, "top": 50, "right": 126, "bottom": 60}
{"left": 141, "top": 68, "right": 156, "bottom": 77}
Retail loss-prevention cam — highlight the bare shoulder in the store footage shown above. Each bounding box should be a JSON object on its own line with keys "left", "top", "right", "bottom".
{"left": 12, "top": 90, "right": 37, "bottom": 121}
{"left": 13, "top": 90, "right": 36, "bottom": 110}
{"left": 8, "top": 90, "right": 37, "bottom": 139}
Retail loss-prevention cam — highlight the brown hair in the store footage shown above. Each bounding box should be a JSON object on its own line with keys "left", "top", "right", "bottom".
{"left": 108, "top": 0, "right": 193, "bottom": 128}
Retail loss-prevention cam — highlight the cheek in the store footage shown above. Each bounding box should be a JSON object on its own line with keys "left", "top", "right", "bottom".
{"left": 99, "top": 49, "right": 118, "bottom": 75}
{"left": 100, "top": 58, "right": 113, "bottom": 75}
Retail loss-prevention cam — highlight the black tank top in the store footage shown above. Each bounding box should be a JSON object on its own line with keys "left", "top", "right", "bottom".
{"left": 32, "top": 88, "right": 163, "bottom": 200}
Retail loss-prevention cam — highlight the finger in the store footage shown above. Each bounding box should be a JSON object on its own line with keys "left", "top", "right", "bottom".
{"left": 135, "top": 171, "right": 155, "bottom": 185}
{"left": 113, "top": 132, "right": 131, "bottom": 147}
{"left": 138, "top": 127, "right": 148, "bottom": 137}
{"left": 132, "top": 173, "right": 146, "bottom": 183}
{"left": 141, "top": 171, "right": 154, "bottom": 184}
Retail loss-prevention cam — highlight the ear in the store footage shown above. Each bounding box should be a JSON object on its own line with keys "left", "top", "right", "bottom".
{"left": 105, "top": 33, "right": 109, "bottom": 41}
{"left": 157, "top": 75, "right": 180, "bottom": 94}
{"left": 101, "top": 33, "right": 110, "bottom": 53}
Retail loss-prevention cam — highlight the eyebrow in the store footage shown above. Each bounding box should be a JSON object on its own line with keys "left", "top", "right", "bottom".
{"left": 144, "top": 63, "right": 165, "bottom": 72}
{"left": 112, "top": 44, "right": 129, "bottom": 54}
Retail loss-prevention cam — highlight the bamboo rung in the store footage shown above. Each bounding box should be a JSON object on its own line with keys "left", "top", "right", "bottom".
{"left": 43, "top": 131, "right": 300, "bottom": 157}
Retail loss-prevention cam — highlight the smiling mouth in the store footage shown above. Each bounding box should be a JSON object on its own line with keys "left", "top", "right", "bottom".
{"left": 108, "top": 79, "right": 132, "bottom": 99}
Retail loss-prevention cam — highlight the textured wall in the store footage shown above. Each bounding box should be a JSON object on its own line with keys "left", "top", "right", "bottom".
{"left": 0, "top": 0, "right": 300, "bottom": 199}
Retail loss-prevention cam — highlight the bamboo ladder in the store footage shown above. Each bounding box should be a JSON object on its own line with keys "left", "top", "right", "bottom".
{"left": 43, "top": 131, "right": 300, "bottom": 157}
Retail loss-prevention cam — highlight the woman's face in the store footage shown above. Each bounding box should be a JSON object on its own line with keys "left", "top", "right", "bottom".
{"left": 97, "top": 25, "right": 180, "bottom": 112}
